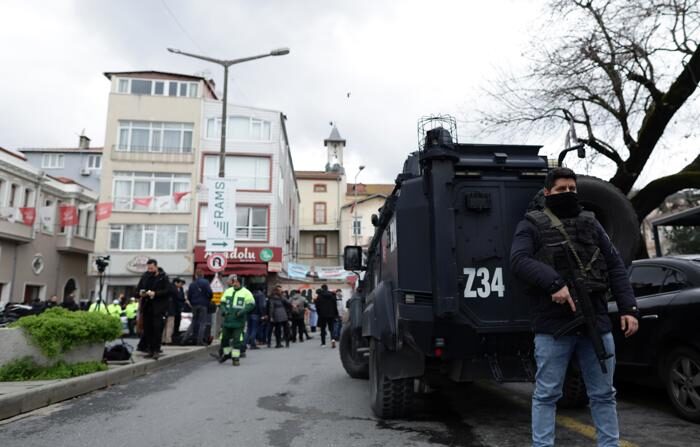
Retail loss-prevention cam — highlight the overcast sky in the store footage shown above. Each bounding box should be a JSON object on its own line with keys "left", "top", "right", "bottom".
{"left": 0, "top": 0, "right": 694, "bottom": 187}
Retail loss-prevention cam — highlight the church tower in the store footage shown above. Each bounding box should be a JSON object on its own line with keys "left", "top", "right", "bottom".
{"left": 324, "top": 125, "right": 345, "bottom": 174}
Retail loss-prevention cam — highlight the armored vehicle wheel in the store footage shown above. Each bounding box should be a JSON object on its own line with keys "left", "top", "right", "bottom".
{"left": 339, "top": 322, "right": 369, "bottom": 379}
{"left": 558, "top": 362, "right": 588, "bottom": 409}
{"left": 527, "top": 175, "right": 638, "bottom": 266}
{"left": 369, "top": 339, "right": 414, "bottom": 419}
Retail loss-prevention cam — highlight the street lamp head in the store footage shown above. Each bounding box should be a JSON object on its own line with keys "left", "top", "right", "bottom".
{"left": 270, "top": 47, "right": 290, "bottom": 56}
{"left": 359, "top": 165, "right": 365, "bottom": 171}
{"left": 167, "top": 48, "right": 182, "bottom": 54}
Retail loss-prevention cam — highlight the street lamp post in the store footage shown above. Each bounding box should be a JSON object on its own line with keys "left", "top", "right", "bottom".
{"left": 353, "top": 165, "right": 365, "bottom": 246}
{"left": 167, "top": 47, "right": 290, "bottom": 178}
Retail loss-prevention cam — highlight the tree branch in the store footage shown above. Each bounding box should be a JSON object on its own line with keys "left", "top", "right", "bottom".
{"left": 630, "top": 152, "right": 700, "bottom": 222}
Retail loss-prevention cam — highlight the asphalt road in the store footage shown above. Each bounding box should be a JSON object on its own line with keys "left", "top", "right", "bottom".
{"left": 1, "top": 339, "right": 698, "bottom": 447}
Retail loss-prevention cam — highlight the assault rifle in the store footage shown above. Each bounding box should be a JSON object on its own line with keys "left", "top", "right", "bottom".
{"left": 551, "top": 240, "right": 613, "bottom": 374}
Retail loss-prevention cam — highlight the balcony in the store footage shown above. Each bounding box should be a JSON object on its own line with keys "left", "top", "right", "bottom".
{"left": 110, "top": 146, "right": 195, "bottom": 164}
{"left": 0, "top": 220, "right": 32, "bottom": 243}
{"left": 56, "top": 235, "right": 95, "bottom": 254}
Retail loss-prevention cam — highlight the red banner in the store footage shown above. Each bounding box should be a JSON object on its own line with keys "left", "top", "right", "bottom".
{"left": 59, "top": 205, "right": 78, "bottom": 226}
{"left": 96, "top": 203, "right": 113, "bottom": 221}
{"left": 133, "top": 197, "right": 153, "bottom": 207}
{"left": 173, "top": 191, "right": 190, "bottom": 204}
{"left": 19, "top": 207, "right": 36, "bottom": 226}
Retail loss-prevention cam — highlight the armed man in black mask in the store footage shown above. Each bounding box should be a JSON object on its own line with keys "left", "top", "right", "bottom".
{"left": 510, "top": 167, "right": 639, "bottom": 447}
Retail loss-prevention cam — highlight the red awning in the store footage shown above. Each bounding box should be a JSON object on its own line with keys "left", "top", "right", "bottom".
{"left": 196, "top": 263, "right": 268, "bottom": 277}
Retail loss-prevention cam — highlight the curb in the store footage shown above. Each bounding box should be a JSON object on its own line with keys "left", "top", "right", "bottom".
{"left": 0, "top": 344, "right": 218, "bottom": 421}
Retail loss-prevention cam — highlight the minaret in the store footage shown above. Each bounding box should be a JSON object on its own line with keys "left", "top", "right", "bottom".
{"left": 324, "top": 125, "right": 345, "bottom": 174}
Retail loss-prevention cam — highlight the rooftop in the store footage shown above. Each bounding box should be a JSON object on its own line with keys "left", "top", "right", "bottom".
{"left": 104, "top": 70, "right": 218, "bottom": 99}
{"left": 296, "top": 170, "right": 344, "bottom": 180}
{"left": 347, "top": 183, "right": 394, "bottom": 196}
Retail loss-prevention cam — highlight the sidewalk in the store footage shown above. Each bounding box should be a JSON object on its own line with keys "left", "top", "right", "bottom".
{"left": 0, "top": 343, "right": 218, "bottom": 421}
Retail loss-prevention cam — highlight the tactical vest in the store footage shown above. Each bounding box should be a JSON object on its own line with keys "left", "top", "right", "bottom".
{"left": 525, "top": 208, "right": 609, "bottom": 293}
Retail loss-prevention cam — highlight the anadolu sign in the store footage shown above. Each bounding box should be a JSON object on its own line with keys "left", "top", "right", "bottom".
{"left": 194, "top": 246, "right": 282, "bottom": 264}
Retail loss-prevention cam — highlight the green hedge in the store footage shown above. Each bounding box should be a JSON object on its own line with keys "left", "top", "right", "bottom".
{"left": 11, "top": 307, "right": 122, "bottom": 358}
{"left": 0, "top": 357, "right": 107, "bottom": 381}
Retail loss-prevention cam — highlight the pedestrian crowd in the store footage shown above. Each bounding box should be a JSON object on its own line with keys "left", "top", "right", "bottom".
{"left": 81, "top": 258, "right": 345, "bottom": 365}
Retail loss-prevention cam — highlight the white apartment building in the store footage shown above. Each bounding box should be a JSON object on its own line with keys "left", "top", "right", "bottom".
{"left": 194, "top": 102, "right": 299, "bottom": 288}
{"left": 0, "top": 148, "right": 97, "bottom": 306}
{"left": 94, "top": 71, "right": 299, "bottom": 298}
{"left": 93, "top": 71, "right": 217, "bottom": 300}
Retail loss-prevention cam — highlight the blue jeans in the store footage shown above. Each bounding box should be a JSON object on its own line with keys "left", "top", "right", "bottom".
{"left": 532, "top": 333, "right": 618, "bottom": 447}
{"left": 246, "top": 314, "right": 260, "bottom": 347}
{"left": 191, "top": 305, "right": 209, "bottom": 345}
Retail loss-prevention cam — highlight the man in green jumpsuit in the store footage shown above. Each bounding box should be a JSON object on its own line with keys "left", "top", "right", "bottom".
{"left": 219, "top": 275, "right": 255, "bottom": 366}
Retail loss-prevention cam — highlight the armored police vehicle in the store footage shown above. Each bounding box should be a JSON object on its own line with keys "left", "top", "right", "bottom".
{"left": 339, "top": 121, "right": 638, "bottom": 419}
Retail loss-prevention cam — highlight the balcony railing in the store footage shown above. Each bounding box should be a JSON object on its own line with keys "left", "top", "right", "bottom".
{"left": 56, "top": 235, "right": 95, "bottom": 254}
{"left": 111, "top": 146, "right": 194, "bottom": 163}
{"left": 113, "top": 197, "right": 191, "bottom": 213}
{"left": 0, "top": 220, "right": 32, "bottom": 243}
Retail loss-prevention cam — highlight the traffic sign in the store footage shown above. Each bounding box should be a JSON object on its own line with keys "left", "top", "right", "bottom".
{"left": 205, "top": 176, "right": 237, "bottom": 252}
{"left": 207, "top": 253, "right": 227, "bottom": 273}
{"left": 210, "top": 273, "right": 224, "bottom": 293}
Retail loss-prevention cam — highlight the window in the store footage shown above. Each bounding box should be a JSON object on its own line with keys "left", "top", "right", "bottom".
{"left": 117, "top": 121, "right": 193, "bottom": 153}
{"left": 77, "top": 206, "right": 88, "bottom": 238}
{"left": 205, "top": 116, "right": 272, "bottom": 140}
{"left": 41, "top": 154, "right": 64, "bottom": 169}
{"left": 352, "top": 217, "right": 362, "bottom": 236}
{"left": 198, "top": 205, "right": 268, "bottom": 241}
{"left": 23, "top": 188, "right": 33, "bottom": 208}
{"left": 314, "top": 202, "right": 326, "bottom": 224}
{"left": 314, "top": 184, "right": 327, "bottom": 192}
{"left": 118, "top": 79, "right": 129, "bottom": 93}
{"left": 86, "top": 154, "right": 101, "bottom": 170}
{"left": 236, "top": 206, "right": 268, "bottom": 240}
{"left": 629, "top": 266, "right": 667, "bottom": 298}
{"left": 130, "top": 79, "right": 152, "bottom": 95}
{"left": 109, "top": 224, "right": 188, "bottom": 251}
{"left": 662, "top": 268, "right": 688, "bottom": 293}
{"left": 0, "top": 178, "right": 5, "bottom": 206}
{"left": 112, "top": 171, "right": 190, "bottom": 212}
{"left": 203, "top": 155, "right": 270, "bottom": 191}
{"left": 116, "top": 78, "right": 200, "bottom": 97}
{"left": 314, "top": 236, "right": 327, "bottom": 258}
{"left": 8, "top": 184, "right": 19, "bottom": 207}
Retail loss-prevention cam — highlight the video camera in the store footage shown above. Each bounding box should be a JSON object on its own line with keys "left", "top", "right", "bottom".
{"left": 95, "top": 255, "right": 110, "bottom": 273}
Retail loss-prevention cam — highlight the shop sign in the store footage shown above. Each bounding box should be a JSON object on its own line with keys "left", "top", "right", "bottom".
{"left": 195, "top": 246, "right": 282, "bottom": 264}
{"left": 126, "top": 255, "right": 150, "bottom": 273}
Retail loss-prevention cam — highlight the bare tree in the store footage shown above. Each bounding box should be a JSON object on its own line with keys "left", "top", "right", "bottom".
{"left": 481, "top": 0, "right": 700, "bottom": 222}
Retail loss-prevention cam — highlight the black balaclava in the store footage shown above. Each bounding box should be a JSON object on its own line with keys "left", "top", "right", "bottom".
{"left": 545, "top": 192, "right": 582, "bottom": 218}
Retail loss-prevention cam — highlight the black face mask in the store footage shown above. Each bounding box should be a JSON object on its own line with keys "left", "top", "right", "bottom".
{"left": 545, "top": 192, "right": 581, "bottom": 218}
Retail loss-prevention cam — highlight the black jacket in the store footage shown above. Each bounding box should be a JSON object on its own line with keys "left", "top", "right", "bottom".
{"left": 315, "top": 290, "right": 339, "bottom": 319}
{"left": 252, "top": 290, "right": 267, "bottom": 317}
{"left": 267, "top": 295, "right": 291, "bottom": 323}
{"left": 510, "top": 216, "right": 638, "bottom": 334}
{"left": 136, "top": 270, "right": 171, "bottom": 313}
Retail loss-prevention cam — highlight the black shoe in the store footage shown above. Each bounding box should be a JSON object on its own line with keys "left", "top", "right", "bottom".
{"left": 275, "top": 344, "right": 283, "bottom": 348}
{"left": 240, "top": 352, "right": 247, "bottom": 358}
{"left": 299, "top": 338, "right": 304, "bottom": 343}
{"left": 218, "top": 354, "right": 230, "bottom": 364}
{"left": 267, "top": 343, "right": 272, "bottom": 348}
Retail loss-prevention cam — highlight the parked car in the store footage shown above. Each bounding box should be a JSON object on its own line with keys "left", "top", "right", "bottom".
{"left": 608, "top": 255, "right": 700, "bottom": 422}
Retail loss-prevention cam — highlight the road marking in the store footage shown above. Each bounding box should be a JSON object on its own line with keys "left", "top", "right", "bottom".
{"left": 479, "top": 382, "right": 639, "bottom": 447}
{"left": 556, "top": 415, "right": 638, "bottom": 447}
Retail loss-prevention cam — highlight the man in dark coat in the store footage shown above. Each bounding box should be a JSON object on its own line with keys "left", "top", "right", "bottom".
{"left": 187, "top": 268, "right": 213, "bottom": 345}
{"left": 510, "top": 167, "right": 639, "bottom": 446}
{"left": 266, "top": 285, "right": 292, "bottom": 348}
{"left": 315, "top": 284, "right": 339, "bottom": 348}
{"left": 135, "top": 259, "right": 171, "bottom": 359}
{"left": 172, "top": 277, "right": 187, "bottom": 339}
